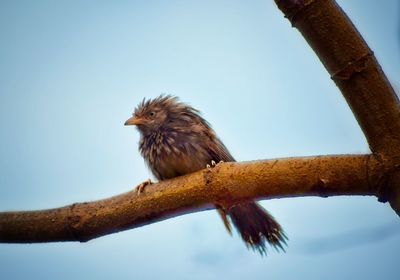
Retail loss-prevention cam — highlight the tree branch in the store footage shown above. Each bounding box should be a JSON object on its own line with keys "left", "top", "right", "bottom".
{"left": 274, "top": 0, "right": 400, "bottom": 157}
{"left": 0, "top": 155, "right": 383, "bottom": 243}
{"left": 274, "top": 0, "right": 400, "bottom": 213}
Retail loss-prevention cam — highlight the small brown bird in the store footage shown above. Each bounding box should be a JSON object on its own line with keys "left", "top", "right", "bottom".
{"left": 125, "top": 95, "right": 286, "bottom": 254}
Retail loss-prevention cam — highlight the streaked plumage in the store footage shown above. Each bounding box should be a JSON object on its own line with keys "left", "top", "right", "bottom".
{"left": 125, "top": 95, "right": 287, "bottom": 254}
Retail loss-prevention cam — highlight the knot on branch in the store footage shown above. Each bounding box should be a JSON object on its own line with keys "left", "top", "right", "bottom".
{"left": 377, "top": 163, "right": 400, "bottom": 217}
{"left": 66, "top": 203, "right": 84, "bottom": 242}
{"left": 311, "top": 177, "right": 330, "bottom": 197}
{"left": 331, "top": 52, "right": 374, "bottom": 81}
{"left": 365, "top": 153, "right": 387, "bottom": 202}
{"left": 274, "top": 0, "right": 317, "bottom": 26}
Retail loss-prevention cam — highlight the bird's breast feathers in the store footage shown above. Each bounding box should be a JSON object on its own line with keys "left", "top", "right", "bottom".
{"left": 139, "top": 130, "right": 211, "bottom": 180}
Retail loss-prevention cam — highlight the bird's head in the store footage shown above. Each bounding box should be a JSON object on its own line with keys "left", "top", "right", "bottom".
{"left": 125, "top": 95, "right": 205, "bottom": 135}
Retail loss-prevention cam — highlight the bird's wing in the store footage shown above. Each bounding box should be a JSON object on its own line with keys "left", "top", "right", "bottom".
{"left": 206, "top": 137, "right": 236, "bottom": 163}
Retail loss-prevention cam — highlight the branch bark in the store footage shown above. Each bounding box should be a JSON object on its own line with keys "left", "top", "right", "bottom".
{"left": 0, "top": 155, "right": 383, "bottom": 243}
{"left": 274, "top": 0, "right": 400, "bottom": 156}
{"left": 1, "top": 0, "right": 399, "bottom": 243}
{"left": 274, "top": 0, "right": 400, "bottom": 213}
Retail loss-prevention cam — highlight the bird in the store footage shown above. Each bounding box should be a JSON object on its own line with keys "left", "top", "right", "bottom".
{"left": 125, "top": 95, "right": 287, "bottom": 254}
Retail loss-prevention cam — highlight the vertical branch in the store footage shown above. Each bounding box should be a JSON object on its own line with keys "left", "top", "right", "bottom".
{"left": 274, "top": 0, "right": 400, "bottom": 156}
{"left": 274, "top": 0, "right": 400, "bottom": 214}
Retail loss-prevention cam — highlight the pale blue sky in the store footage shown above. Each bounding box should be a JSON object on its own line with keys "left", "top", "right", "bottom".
{"left": 0, "top": 1, "right": 399, "bottom": 279}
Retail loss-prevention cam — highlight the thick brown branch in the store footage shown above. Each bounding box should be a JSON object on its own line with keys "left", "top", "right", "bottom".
{"left": 274, "top": 0, "right": 400, "bottom": 156}
{"left": 0, "top": 155, "right": 384, "bottom": 243}
{"left": 274, "top": 0, "right": 400, "bottom": 213}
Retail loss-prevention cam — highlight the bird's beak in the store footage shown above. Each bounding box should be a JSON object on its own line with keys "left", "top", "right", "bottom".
{"left": 124, "top": 116, "right": 144, "bottom": 126}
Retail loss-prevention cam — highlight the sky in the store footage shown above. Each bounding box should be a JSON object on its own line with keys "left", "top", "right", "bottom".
{"left": 0, "top": 0, "right": 399, "bottom": 279}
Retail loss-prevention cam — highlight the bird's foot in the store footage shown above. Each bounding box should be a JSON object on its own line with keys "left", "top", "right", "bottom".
{"left": 136, "top": 178, "right": 153, "bottom": 195}
{"left": 206, "top": 160, "right": 224, "bottom": 169}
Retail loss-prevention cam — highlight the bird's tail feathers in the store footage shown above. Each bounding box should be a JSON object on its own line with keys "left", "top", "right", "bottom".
{"left": 226, "top": 202, "right": 287, "bottom": 255}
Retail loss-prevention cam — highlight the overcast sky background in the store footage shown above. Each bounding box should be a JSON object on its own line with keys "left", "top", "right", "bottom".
{"left": 0, "top": 0, "right": 399, "bottom": 279}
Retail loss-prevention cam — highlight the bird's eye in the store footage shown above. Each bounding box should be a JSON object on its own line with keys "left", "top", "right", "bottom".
{"left": 149, "top": 112, "right": 155, "bottom": 117}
